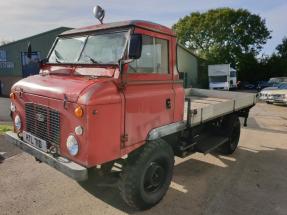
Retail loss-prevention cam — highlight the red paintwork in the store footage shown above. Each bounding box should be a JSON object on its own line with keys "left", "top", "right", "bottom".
{"left": 14, "top": 65, "right": 116, "bottom": 102}
{"left": 11, "top": 21, "right": 185, "bottom": 167}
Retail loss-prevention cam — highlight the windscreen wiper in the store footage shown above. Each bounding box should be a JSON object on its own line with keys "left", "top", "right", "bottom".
{"left": 83, "top": 54, "right": 101, "bottom": 64}
{"left": 88, "top": 75, "right": 113, "bottom": 80}
{"left": 55, "top": 58, "right": 63, "bottom": 64}
{"left": 54, "top": 50, "right": 64, "bottom": 63}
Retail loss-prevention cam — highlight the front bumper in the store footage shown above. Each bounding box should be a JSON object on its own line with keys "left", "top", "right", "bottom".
{"left": 5, "top": 131, "right": 88, "bottom": 181}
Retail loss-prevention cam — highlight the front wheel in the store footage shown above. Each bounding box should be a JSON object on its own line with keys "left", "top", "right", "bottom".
{"left": 119, "top": 139, "right": 174, "bottom": 210}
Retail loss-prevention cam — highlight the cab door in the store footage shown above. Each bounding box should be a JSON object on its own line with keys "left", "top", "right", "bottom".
{"left": 123, "top": 30, "right": 174, "bottom": 147}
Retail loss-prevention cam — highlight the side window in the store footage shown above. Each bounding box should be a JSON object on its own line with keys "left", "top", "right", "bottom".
{"left": 128, "top": 35, "right": 169, "bottom": 74}
{"left": 155, "top": 38, "right": 168, "bottom": 74}
{"left": 129, "top": 35, "right": 154, "bottom": 73}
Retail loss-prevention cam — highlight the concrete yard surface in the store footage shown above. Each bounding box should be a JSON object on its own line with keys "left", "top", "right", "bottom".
{"left": 0, "top": 97, "right": 12, "bottom": 123}
{"left": 0, "top": 102, "right": 287, "bottom": 215}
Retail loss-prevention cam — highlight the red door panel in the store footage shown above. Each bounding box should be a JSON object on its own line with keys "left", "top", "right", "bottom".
{"left": 123, "top": 29, "right": 175, "bottom": 147}
{"left": 124, "top": 81, "right": 174, "bottom": 146}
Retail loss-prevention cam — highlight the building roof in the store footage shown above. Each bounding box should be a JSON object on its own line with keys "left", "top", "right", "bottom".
{"left": 0, "top": 27, "right": 72, "bottom": 48}
{"left": 177, "top": 43, "right": 205, "bottom": 61}
{"left": 61, "top": 20, "right": 176, "bottom": 37}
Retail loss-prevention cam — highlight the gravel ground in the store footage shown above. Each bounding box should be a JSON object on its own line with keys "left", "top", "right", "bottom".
{"left": 0, "top": 102, "right": 287, "bottom": 215}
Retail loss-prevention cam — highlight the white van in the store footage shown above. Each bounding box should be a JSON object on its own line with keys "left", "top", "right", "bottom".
{"left": 208, "top": 64, "right": 237, "bottom": 90}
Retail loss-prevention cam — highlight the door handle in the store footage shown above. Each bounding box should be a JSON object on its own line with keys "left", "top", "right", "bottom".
{"left": 166, "top": 98, "right": 171, "bottom": 109}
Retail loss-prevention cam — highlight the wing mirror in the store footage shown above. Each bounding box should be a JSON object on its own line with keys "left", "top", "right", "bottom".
{"left": 128, "top": 34, "right": 142, "bottom": 60}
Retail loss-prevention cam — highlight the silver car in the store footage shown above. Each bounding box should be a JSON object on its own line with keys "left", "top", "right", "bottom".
{"left": 259, "top": 82, "right": 287, "bottom": 101}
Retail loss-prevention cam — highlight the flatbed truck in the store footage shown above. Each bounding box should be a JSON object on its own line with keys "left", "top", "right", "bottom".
{"left": 6, "top": 19, "right": 256, "bottom": 210}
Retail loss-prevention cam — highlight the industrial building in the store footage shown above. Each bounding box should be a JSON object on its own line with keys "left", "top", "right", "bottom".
{"left": 0, "top": 27, "right": 71, "bottom": 96}
{"left": 177, "top": 44, "right": 208, "bottom": 88}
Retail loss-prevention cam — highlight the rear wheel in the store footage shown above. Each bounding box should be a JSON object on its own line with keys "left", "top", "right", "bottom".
{"left": 119, "top": 139, "right": 174, "bottom": 210}
{"left": 220, "top": 115, "right": 241, "bottom": 155}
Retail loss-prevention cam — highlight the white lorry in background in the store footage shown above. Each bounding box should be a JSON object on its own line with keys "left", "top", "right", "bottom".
{"left": 208, "top": 64, "right": 237, "bottom": 90}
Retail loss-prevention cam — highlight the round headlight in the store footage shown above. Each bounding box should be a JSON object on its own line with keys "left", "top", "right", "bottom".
{"left": 66, "top": 135, "right": 79, "bottom": 156}
{"left": 14, "top": 114, "right": 21, "bottom": 131}
{"left": 10, "top": 102, "right": 16, "bottom": 112}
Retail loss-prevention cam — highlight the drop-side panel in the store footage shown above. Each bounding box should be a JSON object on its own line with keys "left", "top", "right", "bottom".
{"left": 184, "top": 88, "right": 256, "bottom": 126}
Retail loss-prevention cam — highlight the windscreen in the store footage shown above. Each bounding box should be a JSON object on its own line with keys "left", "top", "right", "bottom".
{"left": 79, "top": 32, "right": 128, "bottom": 64}
{"left": 48, "top": 31, "right": 128, "bottom": 65}
{"left": 210, "top": 76, "right": 227, "bottom": 82}
{"left": 49, "top": 37, "right": 86, "bottom": 63}
{"left": 278, "top": 83, "right": 287, "bottom": 89}
{"left": 230, "top": 71, "right": 236, "bottom": 77}
{"left": 268, "top": 78, "right": 281, "bottom": 84}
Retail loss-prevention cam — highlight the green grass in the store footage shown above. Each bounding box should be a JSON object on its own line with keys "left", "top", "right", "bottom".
{"left": 0, "top": 125, "right": 13, "bottom": 135}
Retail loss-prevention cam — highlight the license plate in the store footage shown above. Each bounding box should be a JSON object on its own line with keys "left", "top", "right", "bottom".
{"left": 23, "top": 131, "right": 47, "bottom": 152}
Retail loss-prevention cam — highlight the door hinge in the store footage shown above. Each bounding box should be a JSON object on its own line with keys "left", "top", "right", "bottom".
{"left": 121, "top": 134, "right": 128, "bottom": 148}
{"left": 63, "top": 94, "right": 68, "bottom": 110}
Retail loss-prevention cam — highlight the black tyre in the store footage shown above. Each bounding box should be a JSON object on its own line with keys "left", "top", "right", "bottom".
{"left": 266, "top": 101, "right": 273, "bottom": 104}
{"left": 220, "top": 115, "right": 241, "bottom": 155}
{"left": 119, "top": 139, "right": 174, "bottom": 210}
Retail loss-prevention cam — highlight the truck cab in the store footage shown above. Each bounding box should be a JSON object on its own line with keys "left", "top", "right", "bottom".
{"left": 9, "top": 20, "right": 184, "bottom": 167}
{"left": 6, "top": 20, "right": 255, "bottom": 210}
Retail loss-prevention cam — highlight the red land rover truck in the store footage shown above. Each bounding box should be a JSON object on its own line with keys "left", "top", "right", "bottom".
{"left": 6, "top": 20, "right": 256, "bottom": 210}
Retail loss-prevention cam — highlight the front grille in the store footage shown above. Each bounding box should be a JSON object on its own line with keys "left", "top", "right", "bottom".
{"left": 25, "top": 103, "right": 60, "bottom": 145}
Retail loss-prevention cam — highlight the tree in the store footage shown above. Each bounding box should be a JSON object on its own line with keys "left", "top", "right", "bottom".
{"left": 276, "top": 37, "right": 287, "bottom": 58}
{"left": 265, "top": 37, "right": 287, "bottom": 77}
{"left": 173, "top": 8, "right": 271, "bottom": 69}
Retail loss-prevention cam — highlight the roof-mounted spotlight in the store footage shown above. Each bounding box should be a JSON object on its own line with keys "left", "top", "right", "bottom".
{"left": 93, "top": 5, "right": 105, "bottom": 24}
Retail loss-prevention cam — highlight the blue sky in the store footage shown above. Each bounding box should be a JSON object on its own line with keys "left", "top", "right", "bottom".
{"left": 0, "top": 0, "right": 286, "bottom": 55}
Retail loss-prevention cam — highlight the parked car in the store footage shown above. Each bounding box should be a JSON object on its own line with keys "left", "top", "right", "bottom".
{"left": 257, "top": 78, "right": 287, "bottom": 91}
{"left": 266, "top": 89, "right": 287, "bottom": 105}
{"left": 269, "top": 77, "right": 287, "bottom": 83}
{"left": 243, "top": 82, "right": 256, "bottom": 90}
{"left": 257, "top": 81, "right": 270, "bottom": 91}
{"left": 259, "top": 82, "right": 287, "bottom": 101}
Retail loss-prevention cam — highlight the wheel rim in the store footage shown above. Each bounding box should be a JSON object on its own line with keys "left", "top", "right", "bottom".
{"left": 143, "top": 161, "right": 166, "bottom": 193}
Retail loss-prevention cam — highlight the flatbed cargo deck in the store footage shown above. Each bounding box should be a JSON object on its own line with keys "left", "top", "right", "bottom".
{"left": 184, "top": 88, "right": 257, "bottom": 126}
{"left": 148, "top": 88, "right": 256, "bottom": 141}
